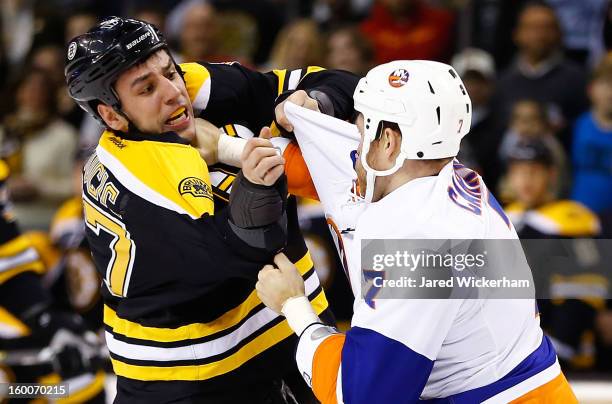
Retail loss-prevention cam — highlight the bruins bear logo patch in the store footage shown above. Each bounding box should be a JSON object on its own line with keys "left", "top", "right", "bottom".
{"left": 179, "top": 177, "right": 213, "bottom": 200}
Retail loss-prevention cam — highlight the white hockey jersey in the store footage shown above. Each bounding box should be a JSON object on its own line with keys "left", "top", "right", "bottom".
{"left": 284, "top": 102, "right": 576, "bottom": 403}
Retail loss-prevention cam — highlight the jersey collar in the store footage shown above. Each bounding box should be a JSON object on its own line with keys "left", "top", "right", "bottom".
{"left": 111, "top": 129, "right": 190, "bottom": 145}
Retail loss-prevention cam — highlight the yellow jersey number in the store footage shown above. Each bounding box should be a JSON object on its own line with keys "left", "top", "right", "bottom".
{"left": 83, "top": 196, "right": 136, "bottom": 297}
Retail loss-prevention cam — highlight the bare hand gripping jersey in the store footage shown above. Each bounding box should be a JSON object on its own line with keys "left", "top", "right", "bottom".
{"left": 284, "top": 103, "right": 577, "bottom": 404}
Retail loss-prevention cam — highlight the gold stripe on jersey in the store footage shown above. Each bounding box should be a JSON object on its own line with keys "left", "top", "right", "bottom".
{"left": 305, "top": 66, "right": 325, "bottom": 76}
{"left": 180, "top": 62, "right": 212, "bottom": 110}
{"left": 50, "top": 197, "right": 84, "bottom": 244}
{"left": 33, "top": 371, "right": 105, "bottom": 404}
{"left": 506, "top": 200, "right": 600, "bottom": 236}
{"left": 537, "top": 201, "right": 600, "bottom": 236}
{"left": 0, "top": 234, "right": 36, "bottom": 257}
{"left": 0, "top": 160, "right": 9, "bottom": 181}
{"left": 218, "top": 176, "right": 235, "bottom": 192}
{"left": 24, "top": 231, "right": 60, "bottom": 272}
{"left": 109, "top": 290, "right": 328, "bottom": 381}
{"left": 0, "top": 261, "right": 45, "bottom": 284}
{"left": 98, "top": 131, "right": 214, "bottom": 219}
{"left": 0, "top": 235, "right": 45, "bottom": 284}
{"left": 269, "top": 121, "right": 281, "bottom": 138}
{"left": 0, "top": 306, "right": 30, "bottom": 337}
{"left": 272, "top": 69, "right": 288, "bottom": 96}
{"left": 551, "top": 274, "right": 608, "bottom": 310}
{"left": 104, "top": 252, "right": 322, "bottom": 342}
{"left": 52, "top": 197, "right": 82, "bottom": 225}
{"left": 223, "top": 124, "right": 237, "bottom": 137}
{"left": 268, "top": 66, "right": 327, "bottom": 137}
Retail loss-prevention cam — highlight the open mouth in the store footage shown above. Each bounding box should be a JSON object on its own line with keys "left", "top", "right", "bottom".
{"left": 165, "top": 107, "right": 188, "bottom": 126}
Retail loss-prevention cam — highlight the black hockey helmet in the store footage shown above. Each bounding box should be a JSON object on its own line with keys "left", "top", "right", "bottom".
{"left": 507, "top": 138, "right": 554, "bottom": 167}
{"left": 65, "top": 16, "right": 170, "bottom": 124}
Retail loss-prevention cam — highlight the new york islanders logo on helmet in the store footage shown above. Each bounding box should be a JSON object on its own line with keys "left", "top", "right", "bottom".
{"left": 388, "top": 69, "right": 409, "bottom": 88}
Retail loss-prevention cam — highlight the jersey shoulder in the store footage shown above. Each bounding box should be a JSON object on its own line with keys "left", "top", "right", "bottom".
{"left": 50, "top": 197, "right": 85, "bottom": 249}
{"left": 536, "top": 200, "right": 600, "bottom": 237}
{"left": 180, "top": 62, "right": 212, "bottom": 111}
{"left": 94, "top": 130, "right": 214, "bottom": 219}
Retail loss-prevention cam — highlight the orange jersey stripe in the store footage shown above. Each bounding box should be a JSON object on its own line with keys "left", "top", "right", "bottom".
{"left": 283, "top": 142, "right": 319, "bottom": 200}
{"left": 510, "top": 372, "right": 577, "bottom": 404}
{"left": 312, "top": 334, "right": 345, "bottom": 404}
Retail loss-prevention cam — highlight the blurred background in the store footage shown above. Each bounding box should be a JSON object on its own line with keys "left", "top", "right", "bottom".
{"left": 1, "top": 0, "right": 612, "bottom": 402}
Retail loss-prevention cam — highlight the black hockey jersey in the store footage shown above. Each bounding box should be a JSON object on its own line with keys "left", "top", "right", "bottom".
{"left": 86, "top": 62, "right": 357, "bottom": 395}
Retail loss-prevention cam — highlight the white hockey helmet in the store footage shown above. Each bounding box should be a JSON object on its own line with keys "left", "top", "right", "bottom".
{"left": 353, "top": 60, "right": 472, "bottom": 201}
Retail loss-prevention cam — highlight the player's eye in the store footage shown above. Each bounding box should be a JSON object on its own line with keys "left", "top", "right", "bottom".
{"left": 139, "top": 85, "right": 153, "bottom": 95}
{"left": 166, "top": 71, "right": 177, "bottom": 80}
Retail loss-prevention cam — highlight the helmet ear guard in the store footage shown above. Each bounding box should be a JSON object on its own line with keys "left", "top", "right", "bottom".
{"left": 353, "top": 60, "right": 472, "bottom": 202}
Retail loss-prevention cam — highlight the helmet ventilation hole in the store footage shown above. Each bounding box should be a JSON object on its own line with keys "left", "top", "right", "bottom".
{"left": 428, "top": 81, "right": 435, "bottom": 94}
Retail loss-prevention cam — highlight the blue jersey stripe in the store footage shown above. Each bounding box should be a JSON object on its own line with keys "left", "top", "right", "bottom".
{"left": 342, "top": 326, "right": 433, "bottom": 403}
{"left": 423, "top": 335, "right": 557, "bottom": 403}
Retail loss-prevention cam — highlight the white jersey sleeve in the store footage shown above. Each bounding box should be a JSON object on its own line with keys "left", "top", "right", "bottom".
{"left": 284, "top": 102, "right": 363, "bottom": 233}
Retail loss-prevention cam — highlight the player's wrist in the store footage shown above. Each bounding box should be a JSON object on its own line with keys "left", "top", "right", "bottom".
{"left": 281, "top": 295, "right": 320, "bottom": 335}
{"left": 218, "top": 134, "right": 247, "bottom": 167}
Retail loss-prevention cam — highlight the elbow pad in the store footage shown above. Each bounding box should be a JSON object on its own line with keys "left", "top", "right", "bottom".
{"left": 229, "top": 171, "right": 287, "bottom": 228}
{"left": 228, "top": 171, "right": 288, "bottom": 252}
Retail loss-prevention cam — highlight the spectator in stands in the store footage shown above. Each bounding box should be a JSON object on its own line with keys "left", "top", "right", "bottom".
{"left": 505, "top": 139, "right": 595, "bottom": 236}
{"left": 30, "top": 45, "right": 64, "bottom": 85}
{"left": 360, "top": 0, "right": 454, "bottom": 63}
{"left": 1, "top": 0, "right": 36, "bottom": 69}
{"left": 64, "top": 8, "right": 98, "bottom": 45}
{"left": 505, "top": 138, "right": 604, "bottom": 371}
{"left": 132, "top": 4, "right": 167, "bottom": 34}
{"left": 494, "top": 2, "right": 589, "bottom": 149}
{"left": 176, "top": 0, "right": 228, "bottom": 63}
{"left": 571, "top": 53, "right": 612, "bottom": 214}
{"left": 267, "top": 19, "right": 324, "bottom": 70}
{"left": 452, "top": 48, "right": 506, "bottom": 187}
{"left": 325, "top": 25, "right": 373, "bottom": 76}
{"left": 499, "top": 99, "right": 568, "bottom": 196}
{"left": 0, "top": 67, "right": 77, "bottom": 229}
{"left": 544, "top": 0, "right": 609, "bottom": 66}
{"left": 29, "top": 44, "right": 82, "bottom": 128}
{"left": 310, "top": 0, "right": 371, "bottom": 29}
{"left": 62, "top": 10, "right": 100, "bottom": 139}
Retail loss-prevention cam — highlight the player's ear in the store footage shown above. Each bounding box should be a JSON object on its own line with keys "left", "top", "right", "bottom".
{"left": 98, "top": 104, "right": 128, "bottom": 132}
{"left": 382, "top": 127, "right": 401, "bottom": 159}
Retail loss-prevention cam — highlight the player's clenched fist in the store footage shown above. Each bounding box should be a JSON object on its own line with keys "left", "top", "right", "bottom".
{"left": 241, "top": 126, "right": 285, "bottom": 186}
{"left": 256, "top": 253, "right": 306, "bottom": 314}
{"left": 275, "top": 90, "right": 319, "bottom": 132}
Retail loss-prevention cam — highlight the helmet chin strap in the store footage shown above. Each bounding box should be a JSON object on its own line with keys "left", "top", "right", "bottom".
{"left": 360, "top": 137, "right": 406, "bottom": 203}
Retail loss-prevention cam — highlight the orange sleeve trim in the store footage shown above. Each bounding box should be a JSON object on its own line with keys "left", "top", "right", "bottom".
{"left": 312, "top": 333, "right": 345, "bottom": 404}
{"left": 510, "top": 372, "right": 577, "bottom": 404}
{"left": 283, "top": 142, "right": 319, "bottom": 200}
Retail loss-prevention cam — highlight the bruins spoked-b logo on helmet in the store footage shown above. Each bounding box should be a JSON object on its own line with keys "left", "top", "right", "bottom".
{"left": 179, "top": 177, "right": 213, "bottom": 199}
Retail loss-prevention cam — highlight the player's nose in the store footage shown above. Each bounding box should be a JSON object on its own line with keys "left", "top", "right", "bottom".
{"left": 161, "top": 76, "right": 182, "bottom": 105}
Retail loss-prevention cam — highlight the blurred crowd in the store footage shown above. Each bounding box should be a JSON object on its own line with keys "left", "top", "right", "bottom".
{"left": 1, "top": 0, "right": 612, "bottom": 379}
